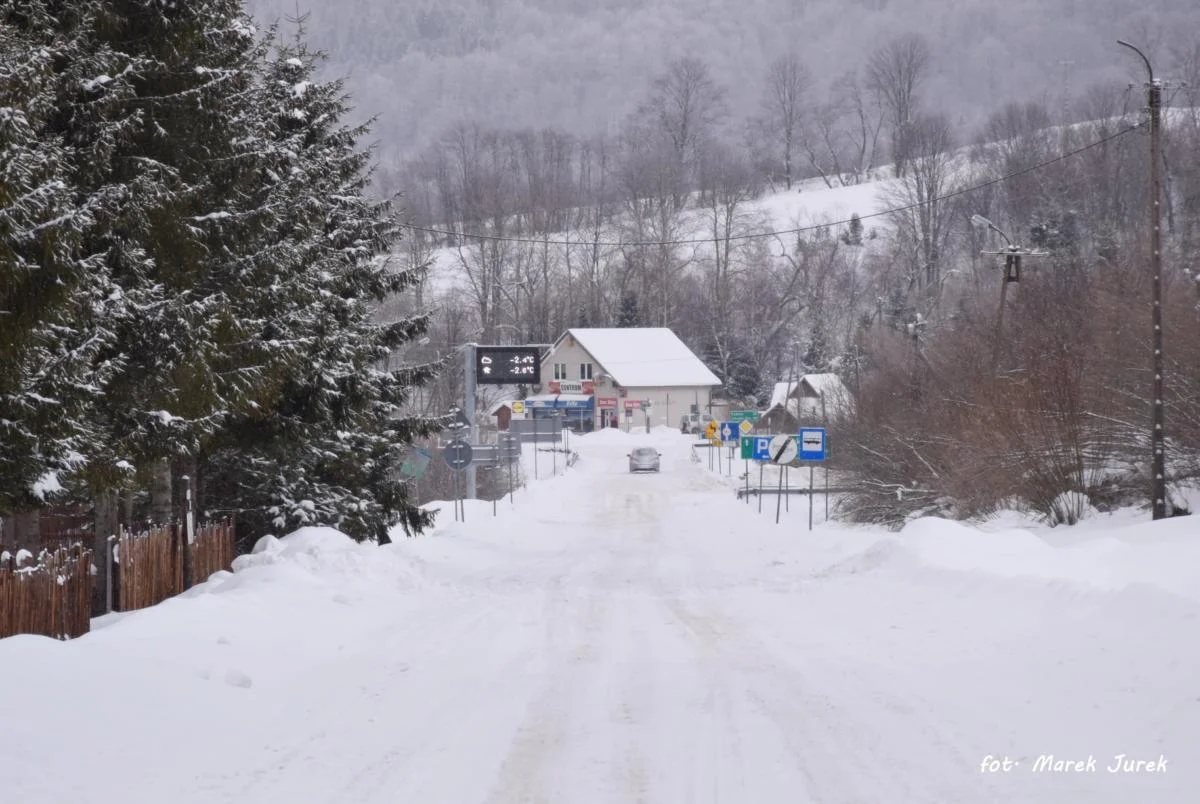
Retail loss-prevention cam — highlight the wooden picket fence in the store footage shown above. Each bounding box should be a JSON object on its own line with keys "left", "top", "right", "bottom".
{"left": 117, "top": 519, "right": 235, "bottom": 612}
{"left": 0, "top": 544, "right": 93, "bottom": 640}
{"left": 0, "top": 519, "right": 235, "bottom": 641}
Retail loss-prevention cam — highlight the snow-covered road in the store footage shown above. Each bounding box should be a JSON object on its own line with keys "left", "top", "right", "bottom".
{"left": 3, "top": 427, "right": 1198, "bottom": 803}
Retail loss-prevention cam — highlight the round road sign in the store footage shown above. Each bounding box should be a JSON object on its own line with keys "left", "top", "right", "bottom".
{"left": 768, "top": 434, "right": 798, "bottom": 465}
{"left": 443, "top": 439, "right": 474, "bottom": 469}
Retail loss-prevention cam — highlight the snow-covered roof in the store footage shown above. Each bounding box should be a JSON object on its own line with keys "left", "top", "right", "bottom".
{"left": 800, "top": 373, "right": 848, "bottom": 399}
{"left": 763, "top": 373, "right": 854, "bottom": 420}
{"left": 550, "top": 328, "right": 721, "bottom": 388}
{"left": 768, "top": 381, "right": 798, "bottom": 410}
{"left": 487, "top": 399, "right": 517, "bottom": 415}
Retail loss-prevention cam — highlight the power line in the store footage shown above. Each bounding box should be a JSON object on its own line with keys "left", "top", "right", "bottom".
{"left": 401, "top": 123, "right": 1140, "bottom": 248}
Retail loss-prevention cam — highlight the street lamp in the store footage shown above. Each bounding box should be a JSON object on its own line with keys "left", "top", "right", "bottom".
{"left": 1118, "top": 39, "right": 1168, "bottom": 520}
{"left": 970, "top": 214, "right": 1046, "bottom": 370}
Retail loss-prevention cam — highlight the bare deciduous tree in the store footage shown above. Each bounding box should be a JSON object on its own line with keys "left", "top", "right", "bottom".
{"left": 756, "top": 54, "right": 811, "bottom": 191}
{"left": 865, "top": 33, "right": 931, "bottom": 179}
{"left": 632, "top": 57, "right": 729, "bottom": 210}
{"left": 803, "top": 70, "right": 884, "bottom": 188}
{"left": 881, "top": 113, "right": 958, "bottom": 301}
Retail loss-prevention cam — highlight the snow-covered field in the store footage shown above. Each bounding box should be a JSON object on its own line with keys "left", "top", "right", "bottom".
{"left": 3, "top": 427, "right": 1198, "bottom": 803}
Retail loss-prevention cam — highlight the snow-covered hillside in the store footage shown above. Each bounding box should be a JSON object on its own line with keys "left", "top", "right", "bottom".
{"left": 3, "top": 428, "right": 1197, "bottom": 803}
{"left": 416, "top": 172, "right": 899, "bottom": 298}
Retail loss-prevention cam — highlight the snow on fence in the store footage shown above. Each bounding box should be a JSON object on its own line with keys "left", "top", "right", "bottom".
{"left": 117, "top": 519, "right": 234, "bottom": 612}
{"left": 0, "top": 544, "right": 93, "bottom": 640}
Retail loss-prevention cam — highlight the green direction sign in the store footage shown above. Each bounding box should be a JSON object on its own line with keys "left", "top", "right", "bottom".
{"left": 730, "top": 410, "right": 759, "bottom": 423}
{"left": 740, "top": 435, "right": 755, "bottom": 460}
{"left": 400, "top": 447, "right": 432, "bottom": 479}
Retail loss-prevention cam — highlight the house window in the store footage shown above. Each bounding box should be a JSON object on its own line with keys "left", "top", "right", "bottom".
{"left": 580, "top": 362, "right": 593, "bottom": 380}
{"left": 553, "top": 363, "right": 568, "bottom": 380}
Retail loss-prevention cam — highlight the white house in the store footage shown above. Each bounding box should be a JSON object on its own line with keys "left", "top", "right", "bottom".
{"left": 527, "top": 328, "right": 722, "bottom": 432}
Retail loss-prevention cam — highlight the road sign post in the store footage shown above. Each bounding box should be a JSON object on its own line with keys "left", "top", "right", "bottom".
{"left": 768, "top": 435, "right": 798, "bottom": 525}
{"left": 443, "top": 439, "right": 473, "bottom": 469}
{"left": 443, "top": 439, "right": 473, "bottom": 522}
{"left": 797, "top": 427, "right": 827, "bottom": 532}
{"left": 768, "top": 434, "right": 799, "bottom": 464}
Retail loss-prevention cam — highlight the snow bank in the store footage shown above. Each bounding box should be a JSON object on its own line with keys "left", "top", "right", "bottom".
{"left": 790, "top": 514, "right": 1200, "bottom": 604}
{"left": 205, "top": 525, "right": 427, "bottom": 597}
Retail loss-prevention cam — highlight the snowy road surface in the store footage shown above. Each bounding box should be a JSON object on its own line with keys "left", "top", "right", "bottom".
{"left": 3, "top": 427, "right": 1198, "bottom": 803}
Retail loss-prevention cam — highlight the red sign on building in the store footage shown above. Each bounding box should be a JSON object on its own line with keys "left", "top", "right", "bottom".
{"left": 548, "top": 379, "right": 595, "bottom": 395}
{"left": 597, "top": 396, "right": 617, "bottom": 409}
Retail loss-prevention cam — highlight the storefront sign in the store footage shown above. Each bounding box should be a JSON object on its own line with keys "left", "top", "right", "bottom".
{"left": 549, "top": 379, "right": 595, "bottom": 394}
{"left": 597, "top": 396, "right": 617, "bottom": 409}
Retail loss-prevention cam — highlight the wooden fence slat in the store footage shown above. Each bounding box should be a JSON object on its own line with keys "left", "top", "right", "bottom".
{"left": 4, "top": 518, "right": 238, "bottom": 641}
{"left": 0, "top": 544, "right": 93, "bottom": 640}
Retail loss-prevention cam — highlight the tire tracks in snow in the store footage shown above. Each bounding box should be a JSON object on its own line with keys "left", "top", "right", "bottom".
{"left": 656, "top": 545, "right": 992, "bottom": 804}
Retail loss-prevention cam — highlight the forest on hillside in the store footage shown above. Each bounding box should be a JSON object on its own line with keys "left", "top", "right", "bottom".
{"left": 383, "top": 30, "right": 1200, "bottom": 525}
{"left": 244, "top": 0, "right": 1200, "bottom": 160}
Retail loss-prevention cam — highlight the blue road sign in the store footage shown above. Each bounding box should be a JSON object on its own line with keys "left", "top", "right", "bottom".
{"left": 798, "top": 427, "right": 827, "bottom": 461}
{"left": 740, "top": 435, "right": 774, "bottom": 461}
{"left": 719, "top": 421, "right": 739, "bottom": 444}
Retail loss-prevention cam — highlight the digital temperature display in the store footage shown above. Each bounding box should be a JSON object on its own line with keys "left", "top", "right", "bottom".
{"left": 475, "top": 346, "right": 542, "bottom": 385}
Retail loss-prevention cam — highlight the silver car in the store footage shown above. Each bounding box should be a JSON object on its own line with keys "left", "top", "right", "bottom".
{"left": 628, "top": 446, "right": 661, "bottom": 473}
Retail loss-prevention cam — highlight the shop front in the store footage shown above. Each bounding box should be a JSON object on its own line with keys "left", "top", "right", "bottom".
{"left": 596, "top": 395, "right": 619, "bottom": 428}
{"left": 525, "top": 393, "right": 595, "bottom": 432}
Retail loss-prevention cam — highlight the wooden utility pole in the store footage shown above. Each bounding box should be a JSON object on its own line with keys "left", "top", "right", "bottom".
{"left": 1119, "top": 40, "right": 1168, "bottom": 520}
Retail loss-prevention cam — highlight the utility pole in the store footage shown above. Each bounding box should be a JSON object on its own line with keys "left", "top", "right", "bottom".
{"left": 463, "top": 344, "right": 477, "bottom": 500}
{"left": 1119, "top": 40, "right": 1168, "bottom": 520}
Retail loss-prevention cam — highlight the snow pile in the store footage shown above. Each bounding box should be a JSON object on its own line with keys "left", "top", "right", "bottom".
{"left": 191, "top": 526, "right": 427, "bottom": 599}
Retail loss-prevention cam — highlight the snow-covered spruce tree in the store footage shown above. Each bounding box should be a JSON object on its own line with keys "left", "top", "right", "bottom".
{"left": 0, "top": 1, "right": 130, "bottom": 518}
{"left": 199, "top": 26, "right": 443, "bottom": 546}
{"left": 73, "top": 0, "right": 297, "bottom": 525}
{"left": 616, "top": 289, "right": 639, "bottom": 327}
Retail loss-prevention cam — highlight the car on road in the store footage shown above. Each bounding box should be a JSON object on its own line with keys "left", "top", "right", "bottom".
{"left": 628, "top": 446, "right": 661, "bottom": 473}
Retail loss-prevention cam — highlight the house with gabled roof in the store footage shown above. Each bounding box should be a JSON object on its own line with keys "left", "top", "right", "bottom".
{"left": 757, "top": 373, "right": 854, "bottom": 433}
{"left": 528, "top": 328, "right": 722, "bottom": 432}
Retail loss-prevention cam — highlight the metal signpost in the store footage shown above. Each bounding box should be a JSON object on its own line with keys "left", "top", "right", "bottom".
{"left": 704, "top": 420, "right": 719, "bottom": 471}
{"left": 719, "top": 421, "right": 738, "bottom": 476}
{"left": 498, "top": 432, "right": 519, "bottom": 504}
{"left": 741, "top": 435, "right": 772, "bottom": 509}
{"left": 443, "top": 439, "right": 473, "bottom": 522}
{"left": 798, "top": 427, "right": 828, "bottom": 531}
{"left": 733, "top": 416, "right": 756, "bottom": 486}
{"left": 768, "top": 435, "right": 799, "bottom": 524}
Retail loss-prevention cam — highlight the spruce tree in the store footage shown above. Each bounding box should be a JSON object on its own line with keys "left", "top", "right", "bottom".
{"left": 76, "top": 0, "right": 275, "bottom": 485}
{"left": 616, "top": 290, "right": 640, "bottom": 327}
{"left": 0, "top": 1, "right": 129, "bottom": 514}
{"left": 200, "top": 25, "right": 443, "bottom": 545}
